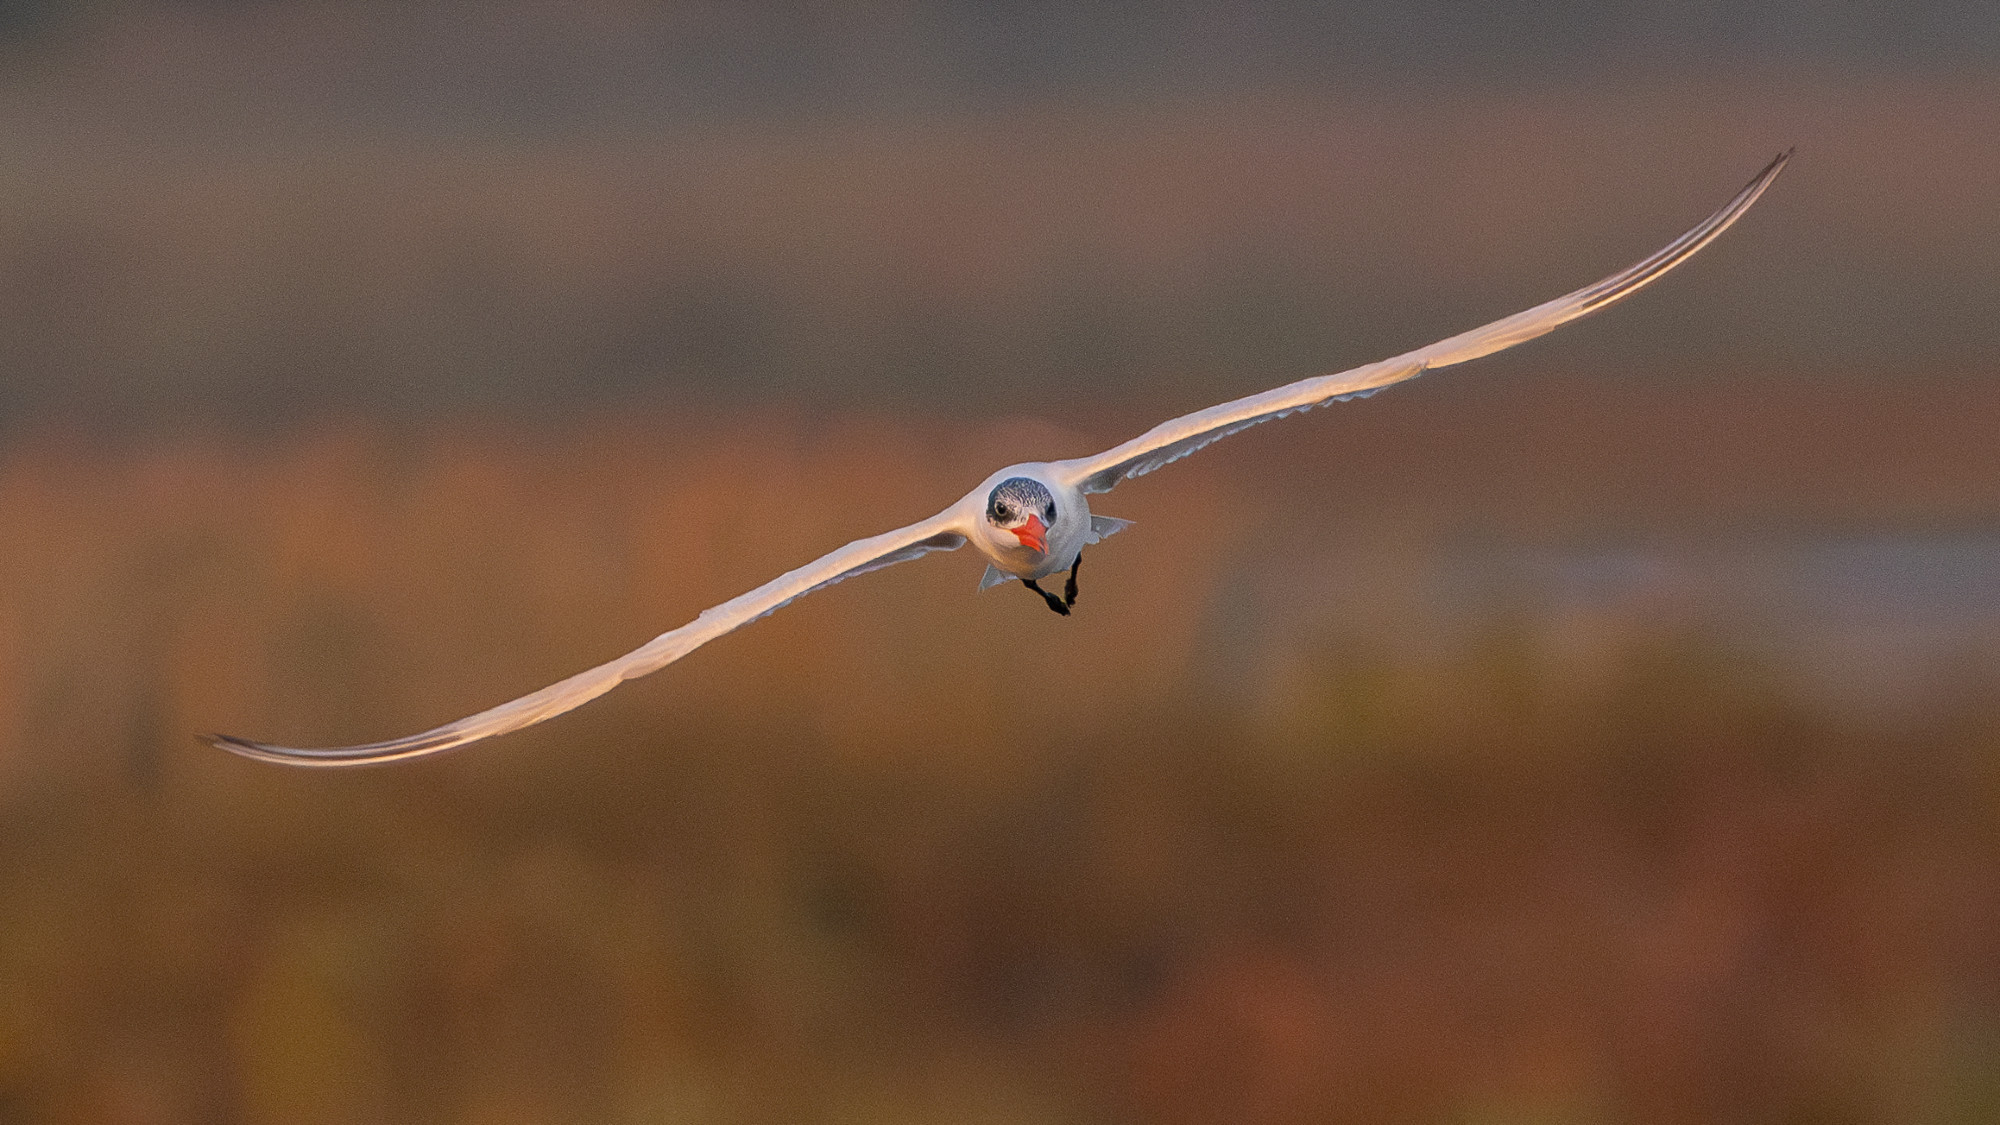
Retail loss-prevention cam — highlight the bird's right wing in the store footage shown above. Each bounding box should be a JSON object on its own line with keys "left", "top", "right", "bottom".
{"left": 204, "top": 511, "right": 970, "bottom": 766}
{"left": 1056, "top": 150, "right": 1791, "bottom": 496}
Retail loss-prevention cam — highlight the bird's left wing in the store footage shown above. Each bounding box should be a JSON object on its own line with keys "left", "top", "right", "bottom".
{"left": 1056, "top": 150, "right": 1791, "bottom": 496}
{"left": 205, "top": 511, "right": 970, "bottom": 766}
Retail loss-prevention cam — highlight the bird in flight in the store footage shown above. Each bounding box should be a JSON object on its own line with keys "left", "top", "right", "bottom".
{"left": 207, "top": 151, "right": 1791, "bottom": 767}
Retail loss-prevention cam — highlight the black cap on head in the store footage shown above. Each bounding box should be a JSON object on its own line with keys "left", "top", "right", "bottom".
{"left": 987, "top": 477, "right": 1055, "bottom": 526}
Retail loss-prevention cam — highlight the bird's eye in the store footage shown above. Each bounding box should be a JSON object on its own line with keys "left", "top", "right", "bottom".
{"left": 993, "top": 504, "right": 1014, "bottom": 523}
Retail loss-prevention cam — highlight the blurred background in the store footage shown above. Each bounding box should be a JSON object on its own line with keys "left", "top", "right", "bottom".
{"left": 1, "top": 2, "right": 1998, "bottom": 1122}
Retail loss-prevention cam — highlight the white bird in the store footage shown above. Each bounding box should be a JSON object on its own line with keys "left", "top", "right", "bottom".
{"left": 206, "top": 151, "right": 1791, "bottom": 767}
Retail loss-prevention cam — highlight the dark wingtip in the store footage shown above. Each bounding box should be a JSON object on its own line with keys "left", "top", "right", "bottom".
{"left": 200, "top": 729, "right": 355, "bottom": 767}
{"left": 200, "top": 731, "right": 286, "bottom": 762}
{"left": 197, "top": 725, "right": 470, "bottom": 767}
{"left": 1754, "top": 148, "right": 1795, "bottom": 188}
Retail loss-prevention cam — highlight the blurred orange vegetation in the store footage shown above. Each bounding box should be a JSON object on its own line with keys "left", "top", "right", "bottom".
{"left": 0, "top": 399, "right": 1998, "bottom": 1124}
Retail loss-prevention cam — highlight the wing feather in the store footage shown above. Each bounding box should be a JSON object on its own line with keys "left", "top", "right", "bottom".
{"left": 207, "top": 153, "right": 1790, "bottom": 766}
{"left": 204, "top": 514, "right": 969, "bottom": 766}
{"left": 1057, "top": 150, "right": 1791, "bottom": 496}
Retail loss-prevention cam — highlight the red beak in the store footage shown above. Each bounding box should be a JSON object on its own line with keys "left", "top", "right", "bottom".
{"left": 1010, "top": 513, "right": 1049, "bottom": 553}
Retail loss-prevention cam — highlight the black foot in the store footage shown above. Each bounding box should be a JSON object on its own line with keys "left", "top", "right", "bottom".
{"left": 1063, "top": 550, "right": 1081, "bottom": 610}
{"left": 1022, "top": 578, "right": 1070, "bottom": 616}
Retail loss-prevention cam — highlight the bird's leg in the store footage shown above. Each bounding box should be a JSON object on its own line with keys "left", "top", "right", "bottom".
{"left": 1063, "top": 550, "right": 1081, "bottom": 610}
{"left": 1021, "top": 578, "right": 1071, "bottom": 616}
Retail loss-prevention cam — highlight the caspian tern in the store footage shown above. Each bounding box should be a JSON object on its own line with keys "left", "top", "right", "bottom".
{"left": 206, "top": 151, "right": 1790, "bottom": 766}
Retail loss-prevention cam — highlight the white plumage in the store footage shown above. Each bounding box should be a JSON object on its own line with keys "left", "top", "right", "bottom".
{"left": 206, "top": 151, "right": 1790, "bottom": 766}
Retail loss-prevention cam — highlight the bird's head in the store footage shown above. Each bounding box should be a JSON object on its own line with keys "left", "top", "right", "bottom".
{"left": 986, "top": 476, "right": 1057, "bottom": 554}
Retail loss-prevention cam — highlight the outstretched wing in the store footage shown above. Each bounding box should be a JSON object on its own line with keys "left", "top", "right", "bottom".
{"left": 205, "top": 513, "right": 970, "bottom": 766}
{"left": 1056, "top": 150, "right": 1791, "bottom": 496}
